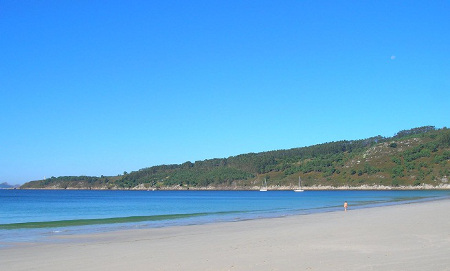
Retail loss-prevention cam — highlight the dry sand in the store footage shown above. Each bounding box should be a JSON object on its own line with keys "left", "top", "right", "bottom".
{"left": 2, "top": 199, "right": 450, "bottom": 271}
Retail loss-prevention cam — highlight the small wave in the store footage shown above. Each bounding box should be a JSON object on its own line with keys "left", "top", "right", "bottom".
{"left": 0, "top": 211, "right": 241, "bottom": 230}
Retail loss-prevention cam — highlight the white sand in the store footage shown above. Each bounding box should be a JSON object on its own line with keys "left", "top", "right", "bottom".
{"left": 2, "top": 199, "right": 450, "bottom": 271}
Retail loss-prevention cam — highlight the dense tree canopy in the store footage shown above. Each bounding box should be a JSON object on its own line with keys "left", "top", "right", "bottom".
{"left": 21, "top": 126, "right": 449, "bottom": 189}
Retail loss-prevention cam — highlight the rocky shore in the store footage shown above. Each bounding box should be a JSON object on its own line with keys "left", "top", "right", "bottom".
{"left": 19, "top": 183, "right": 450, "bottom": 190}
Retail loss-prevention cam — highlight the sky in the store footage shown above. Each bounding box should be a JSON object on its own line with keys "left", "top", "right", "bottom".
{"left": 1, "top": 1, "right": 449, "bottom": 185}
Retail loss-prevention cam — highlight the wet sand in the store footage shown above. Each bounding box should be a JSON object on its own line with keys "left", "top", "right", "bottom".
{"left": 2, "top": 199, "right": 450, "bottom": 270}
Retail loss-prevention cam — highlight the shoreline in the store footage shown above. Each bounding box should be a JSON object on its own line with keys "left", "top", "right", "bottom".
{"left": 2, "top": 199, "right": 450, "bottom": 270}
{"left": 16, "top": 184, "right": 450, "bottom": 190}
{"left": 2, "top": 192, "right": 448, "bottom": 245}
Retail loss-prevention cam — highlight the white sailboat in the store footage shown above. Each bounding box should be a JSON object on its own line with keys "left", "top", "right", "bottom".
{"left": 294, "top": 176, "right": 304, "bottom": 192}
{"left": 260, "top": 178, "right": 268, "bottom": 192}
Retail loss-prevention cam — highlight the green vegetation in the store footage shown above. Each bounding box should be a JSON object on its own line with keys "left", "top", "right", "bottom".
{"left": 21, "top": 126, "right": 450, "bottom": 189}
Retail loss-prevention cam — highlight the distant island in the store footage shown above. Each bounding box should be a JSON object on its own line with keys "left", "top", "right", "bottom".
{"left": 0, "top": 182, "right": 19, "bottom": 189}
{"left": 20, "top": 126, "right": 449, "bottom": 190}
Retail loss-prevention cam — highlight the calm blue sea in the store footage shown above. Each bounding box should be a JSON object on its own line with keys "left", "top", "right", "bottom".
{"left": 1, "top": 190, "right": 449, "bottom": 245}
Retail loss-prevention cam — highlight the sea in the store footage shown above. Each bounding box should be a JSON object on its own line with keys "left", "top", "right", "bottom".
{"left": 1, "top": 189, "right": 449, "bottom": 246}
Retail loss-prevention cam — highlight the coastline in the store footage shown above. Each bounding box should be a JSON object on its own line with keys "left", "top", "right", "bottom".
{"left": 2, "top": 198, "right": 450, "bottom": 270}
{"left": 17, "top": 183, "right": 450, "bottom": 190}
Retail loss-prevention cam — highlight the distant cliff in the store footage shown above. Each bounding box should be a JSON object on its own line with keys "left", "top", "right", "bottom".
{"left": 21, "top": 126, "right": 449, "bottom": 190}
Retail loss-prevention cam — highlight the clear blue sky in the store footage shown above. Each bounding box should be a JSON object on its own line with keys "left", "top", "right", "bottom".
{"left": 1, "top": 1, "right": 449, "bottom": 184}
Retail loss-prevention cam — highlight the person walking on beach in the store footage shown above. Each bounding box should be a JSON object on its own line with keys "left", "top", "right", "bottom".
{"left": 344, "top": 201, "right": 348, "bottom": 212}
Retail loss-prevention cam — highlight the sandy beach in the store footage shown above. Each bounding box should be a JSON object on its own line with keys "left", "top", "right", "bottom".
{"left": 2, "top": 199, "right": 450, "bottom": 271}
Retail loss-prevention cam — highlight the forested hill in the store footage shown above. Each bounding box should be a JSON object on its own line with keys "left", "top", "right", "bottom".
{"left": 21, "top": 126, "right": 450, "bottom": 190}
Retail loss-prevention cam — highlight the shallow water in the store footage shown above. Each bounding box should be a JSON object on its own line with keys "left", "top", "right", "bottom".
{"left": 1, "top": 189, "right": 449, "bottom": 245}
